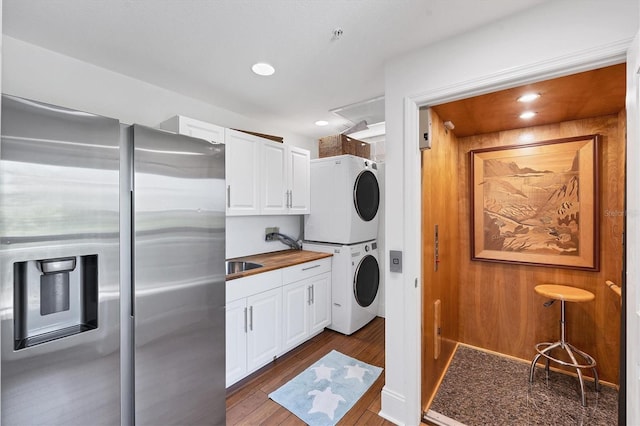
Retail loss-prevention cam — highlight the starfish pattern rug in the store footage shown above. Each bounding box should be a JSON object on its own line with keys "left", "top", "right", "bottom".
{"left": 268, "top": 350, "right": 383, "bottom": 425}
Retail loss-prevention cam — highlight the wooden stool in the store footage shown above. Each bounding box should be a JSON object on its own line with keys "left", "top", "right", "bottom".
{"left": 528, "top": 284, "right": 600, "bottom": 406}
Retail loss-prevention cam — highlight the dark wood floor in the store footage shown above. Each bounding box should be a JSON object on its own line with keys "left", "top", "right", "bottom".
{"left": 225, "top": 317, "right": 395, "bottom": 425}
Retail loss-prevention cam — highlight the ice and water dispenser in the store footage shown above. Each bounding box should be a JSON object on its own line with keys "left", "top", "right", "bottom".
{"left": 13, "top": 254, "right": 98, "bottom": 350}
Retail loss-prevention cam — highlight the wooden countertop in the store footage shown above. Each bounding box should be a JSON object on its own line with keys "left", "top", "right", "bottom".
{"left": 226, "top": 249, "right": 332, "bottom": 280}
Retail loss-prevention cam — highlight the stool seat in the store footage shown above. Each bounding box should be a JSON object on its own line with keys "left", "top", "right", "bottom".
{"left": 534, "top": 284, "right": 594, "bottom": 303}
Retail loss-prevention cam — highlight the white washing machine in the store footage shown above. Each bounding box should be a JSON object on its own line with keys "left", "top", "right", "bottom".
{"left": 304, "top": 155, "right": 380, "bottom": 245}
{"left": 303, "top": 240, "right": 380, "bottom": 335}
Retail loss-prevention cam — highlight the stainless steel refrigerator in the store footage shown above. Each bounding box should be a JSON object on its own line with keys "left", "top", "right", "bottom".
{"left": 0, "top": 95, "right": 226, "bottom": 425}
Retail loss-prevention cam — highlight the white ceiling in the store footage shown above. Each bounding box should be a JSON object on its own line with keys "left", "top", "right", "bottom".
{"left": 3, "top": 0, "right": 551, "bottom": 140}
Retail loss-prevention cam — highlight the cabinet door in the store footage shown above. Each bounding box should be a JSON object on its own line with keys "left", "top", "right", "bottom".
{"left": 309, "top": 272, "right": 331, "bottom": 335}
{"left": 281, "top": 280, "right": 310, "bottom": 353}
{"left": 159, "top": 115, "right": 225, "bottom": 144}
{"left": 225, "top": 298, "right": 248, "bottom": 387}
{"left": 288, "top": 146, "right": 310, "bottom": 214}
{"left": 179, "top": 118, "right": 225, "bottom": 144}
{"left": 246, "top": 287, "right": 282, "bottom": 373}
{"left": 261, "top": 141, "right": 288, "bottom": 215}
{"left": 225, "top": 129, "right": 260, "bottom": 215}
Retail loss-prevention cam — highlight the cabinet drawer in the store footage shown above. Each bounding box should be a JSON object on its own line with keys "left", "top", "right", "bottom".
{"left": 282, "top": 258, "right": 331, "bottom": 284}
{"left": 226, "top": 269, "right": 282, "bottom": 303}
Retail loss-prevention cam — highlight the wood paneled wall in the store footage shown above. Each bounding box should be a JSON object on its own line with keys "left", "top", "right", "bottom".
{"left": 421, "top": 109, "right": 460, "bottom": 406}
{"left": 456, "top": 113, "right": 625, "bottom": 384}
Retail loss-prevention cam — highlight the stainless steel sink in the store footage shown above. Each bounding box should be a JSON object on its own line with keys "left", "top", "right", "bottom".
{"left": 226, "top": 261, "right": 263, "bottom": 274}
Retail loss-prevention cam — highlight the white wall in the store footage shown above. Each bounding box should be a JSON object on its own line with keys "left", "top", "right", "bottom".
{"left": 1, "top": 36, "right": 316, "bottom": 154}
{"left": 376, "top": 162, "right": 386, "bottom": 317}
{"left": 226, "top": 215, "right": 302, "bottom": 259}
{"left": 626, "top": 28, "right": 640, "bottom": 426}
{"left": 0, "top": 0, "right": 4, "bottom": 419}
{"left": 381, "top": 1, "right": 638, "bottom": 424}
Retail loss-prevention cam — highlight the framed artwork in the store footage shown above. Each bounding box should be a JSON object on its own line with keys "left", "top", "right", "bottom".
{"left": 470, "top": 134, "right": 600, "bottom": 270}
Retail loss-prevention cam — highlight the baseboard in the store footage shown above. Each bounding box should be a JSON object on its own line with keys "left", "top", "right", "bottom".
{"left": 424, "top": 409, "right": 466, "bottom": 426}
{"left": 379, "top": 386, "right": 406, "bottom": 425}
{"left": 423, "top": 342, "right": 459, "bottom": 410}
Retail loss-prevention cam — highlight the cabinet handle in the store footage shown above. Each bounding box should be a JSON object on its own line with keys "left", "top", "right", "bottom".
{"left": 302, "top": 264, "right": 321, "bottom": 271}
{"left": 249, "top": 306, "right": 253, "bottom": 331}
{"left": 311, "top": 284, "right": 315, "bottom": 304}
{"left": 244, "top": 307, "right": 248, "bottom": 333}
{"left": 227, "top": 185, "right": 231, "bottom": 208}
{"left": 287, "top": 190, "right": 291, "bottom": 208}
{"left": 307, "top": 286, "right": 312, "bottom": 306}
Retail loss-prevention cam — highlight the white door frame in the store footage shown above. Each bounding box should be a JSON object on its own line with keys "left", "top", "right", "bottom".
{"left": 625, "top": 30, "right": 640, "bottom": 425}
{"left": 399, "top": 39, "right": 632, "bottom": 424}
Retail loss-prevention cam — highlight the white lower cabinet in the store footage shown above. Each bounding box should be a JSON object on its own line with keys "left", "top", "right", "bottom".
{"left": 282, "top": 272, "right": 330, "bottom": 353}
{"left": 225, "top": 270, "right": 282, "bottom": 387}
{"left": 281, "top": 259, "right": 331, "bottom": 354}
{"left": 246, "top": 288, "right": 282, "bottom": 372}
{"left": 225, "top": 257, "right": 331, "bottom": 387}
{"left": 308, "top": 272, "right": 331, "bottom": 335}
{"left": 225, "top": 298, "right": 248, "bottom": 386}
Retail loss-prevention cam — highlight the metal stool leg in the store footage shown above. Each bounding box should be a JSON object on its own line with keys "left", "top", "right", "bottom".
{"left": 529, "top": 299, "right": 599, "bottom": 407}
{"left": 529, "top": 341, "right": 561, "bottom": 383}
{"left": 564, "top": 343, "right": 587, "bottom": 406}
{"left": 568, "top": 343, "right": 601, "bottom": 392}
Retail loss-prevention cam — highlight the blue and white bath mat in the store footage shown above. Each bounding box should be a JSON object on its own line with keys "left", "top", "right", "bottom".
{"left": 268, "top": 350, "right": 383, "bottom": 425}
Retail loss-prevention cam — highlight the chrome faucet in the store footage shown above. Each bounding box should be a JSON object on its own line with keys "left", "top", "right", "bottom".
{"left": 265, "top": 232, "right": 302, "bottom": 250}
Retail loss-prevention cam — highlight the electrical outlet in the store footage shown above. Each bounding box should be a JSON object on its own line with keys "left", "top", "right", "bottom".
{"left": 265, "top": 227, "right": 279, "bottom": 241}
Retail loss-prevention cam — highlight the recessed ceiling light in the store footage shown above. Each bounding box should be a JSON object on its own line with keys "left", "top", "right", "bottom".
{"left": 315, "top": 120, "right": 329, "bottom": 126}
{"left": 519, "top": 111, "right": 537, "bottom": 119}
{"left": 251, "top": 62, "right": 275, "bottom": 76}
{"left": 517, "top": 93, "right": 541, "bottom": 103}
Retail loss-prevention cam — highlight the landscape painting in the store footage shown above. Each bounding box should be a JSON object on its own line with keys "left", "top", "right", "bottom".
{"left": 470, "top": 135, "right": 599, "bottom": 270}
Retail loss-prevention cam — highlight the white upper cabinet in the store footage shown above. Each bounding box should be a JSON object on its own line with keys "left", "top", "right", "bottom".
{"left": 225, "top": 129, "right": 261, "bottom": 215}
{"left": 159, "top": 115, "right": 225, "bottom": 144}
{"left": 287, "top": 146, "right": 310, "bottom": 214}
{"left": 260, "top": 141, "right": 311, "bottom": 215}
{"left": 261, "top": 141, "right": 288, "bottom": 214}
{"left": 159, "top": 117, "right": 310, "bottom": 216}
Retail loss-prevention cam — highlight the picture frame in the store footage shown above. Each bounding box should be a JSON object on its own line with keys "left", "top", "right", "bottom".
{"left": 470, "top": 134, "right": 600, "bottom": 270}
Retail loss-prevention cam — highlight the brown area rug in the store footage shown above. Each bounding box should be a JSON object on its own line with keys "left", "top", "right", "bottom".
{"left": 428, "top": 345, "right": 618, "bottom": 425}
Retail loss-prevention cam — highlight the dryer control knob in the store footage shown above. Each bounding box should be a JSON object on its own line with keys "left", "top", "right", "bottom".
{"left": 365, "top": 245, "right": 370, "bottom": 252}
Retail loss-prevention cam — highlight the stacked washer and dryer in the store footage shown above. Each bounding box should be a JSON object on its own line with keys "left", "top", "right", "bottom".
{"left": 304, "top": 154, "right": 381, "bottom": 335}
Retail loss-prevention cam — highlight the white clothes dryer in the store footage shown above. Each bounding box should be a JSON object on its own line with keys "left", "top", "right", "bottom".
{"left": 303, "top": 240, "right": 379, "bottom": 335}
{"left": 304, "top": 155, "right": 380, "bottom": 245}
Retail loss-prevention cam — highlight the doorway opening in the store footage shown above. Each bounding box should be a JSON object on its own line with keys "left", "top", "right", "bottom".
{"left": 419, "top": 63, "right": 626, "bottom": 424}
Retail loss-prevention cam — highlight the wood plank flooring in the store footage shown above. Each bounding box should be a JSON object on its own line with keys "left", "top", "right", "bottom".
{"left": 225, "top": 317, "right": 394, "bottom": 425}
